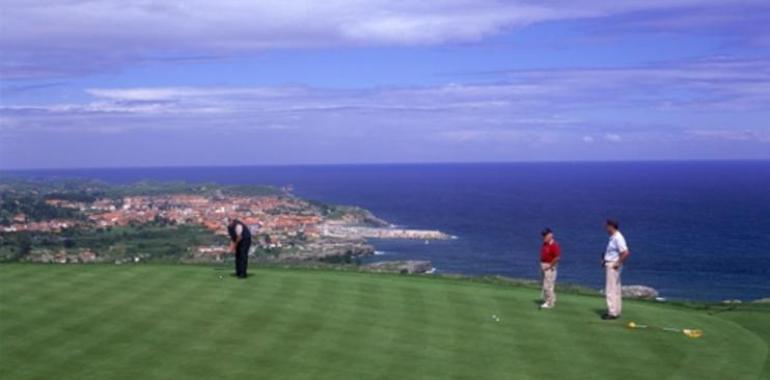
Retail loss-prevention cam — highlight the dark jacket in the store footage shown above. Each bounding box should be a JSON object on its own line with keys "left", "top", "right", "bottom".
{"left": 227, "top": 220, "right": 252, "bottom": 251}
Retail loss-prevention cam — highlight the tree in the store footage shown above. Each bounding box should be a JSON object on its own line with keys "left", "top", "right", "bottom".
{"left": 19, "top": 235, "right": 32, "bottom": 257}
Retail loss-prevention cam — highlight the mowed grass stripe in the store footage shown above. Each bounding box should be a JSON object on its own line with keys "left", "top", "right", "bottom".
{"left": 295, "top": 274, "right": 403, "bottom": 379}
{"left": 60, "top": 270, "right": 197, "bottom": 379}
{"left": 150, "top": 273, "right": 260, "bottom": 379}
{"left": 227, "top": 270, "right": 310, "bottom": 379}
{"left": 368, "top": 283, "right": 425, "bottom": 380}
{"left": 26, "top": 267, "right": 186, "bottom": 379}
{"left": 449, "top": 283, "right": 551, "bottom": 380}
{"left": 715, "top": 307, "right": 770, "bottom": 378}
{"left": 99, "top": 268, "right": 231, "bottom": 379}
{"left": 444, "top": 283, "right": 499, "bottom": 379}
{"left": 1, "top": 264, "right": 768, "bottom": 380}
{"left": 258, "top": 276, "right": 345, "bottom": 380}
{"left": 0, "top": 266, "right": 147, "bottom": 348}
{"left": 275, "top": 273, "right": 391, "bottom": 379}
{"left": 670, "top": 314, "right": 766, "bottom": 380}
{"left": 0, "top": 265, "right": 111, "bottom": 320}
{"left": 136, "top": 268, "right": 293, "bottom": 379}
{"left": 320, "top": 276, "right": 387, "bottom": 377}
{"left": 1, "top": 266, "right": 179, "bottom": 379}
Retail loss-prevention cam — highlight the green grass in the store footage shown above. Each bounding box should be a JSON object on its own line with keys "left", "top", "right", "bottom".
{"left": 1, "top": 264, "right": 768, "bottom": 380}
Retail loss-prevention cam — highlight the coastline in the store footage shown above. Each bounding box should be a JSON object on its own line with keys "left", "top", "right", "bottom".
{"left": 3, "top": 162, "right": 769, "bottom": 302}
{"left": 321, "top": 223, "right": 456, "bottom": 240}
{"left": 0, "top": 178, "right": 458, "bottom": 268}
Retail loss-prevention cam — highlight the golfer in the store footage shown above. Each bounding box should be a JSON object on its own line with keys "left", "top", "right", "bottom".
{"left": 602, "top": 219, "right": 629, "bottom": 320}
{"left": 227, "top": 218, "right": 252, "bottom": 279}
{"left": 539, "top": 228, "right": 560, "bottom": 309}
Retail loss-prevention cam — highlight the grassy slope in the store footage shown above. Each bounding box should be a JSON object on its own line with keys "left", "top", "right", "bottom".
{"left": 0, "top": 264, "right": 767, "bottom": 380}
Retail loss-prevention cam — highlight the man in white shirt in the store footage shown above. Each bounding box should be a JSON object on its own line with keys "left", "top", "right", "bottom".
{"left": 602, "top": 219, "right": 629, "bottom": 320}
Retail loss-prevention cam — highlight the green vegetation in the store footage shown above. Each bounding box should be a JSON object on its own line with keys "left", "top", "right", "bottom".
{"left": 0, "top": 178, "right": 284, "bottom": 202}
{"left": 0, "top": 178, "right": 293, "bottom": 262}
{"left": 1, "top": 264, "right": 767, "bottom": 380}
{"left": 0, "top": 225, "right": 226, "bottom": 262}
{"left": 219, "top": 184, "right": 286, "bottom": 197}
{"left": 0, "top": 192, "right": 84, "bottom": 223}
{"left": 0, "top": 178, "right": 110, "bottom": 196}
{"left": 307, "top": 199, "right": 350, "bottom": 219}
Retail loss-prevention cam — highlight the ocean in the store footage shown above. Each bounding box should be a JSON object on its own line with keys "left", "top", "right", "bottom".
{"left": 5, "top": 161, "right": 770, "bottom": 301}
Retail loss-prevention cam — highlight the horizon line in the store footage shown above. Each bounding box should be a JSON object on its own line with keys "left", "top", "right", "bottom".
{"left": 2, "top": 158, "right": 770, "bottom": 172}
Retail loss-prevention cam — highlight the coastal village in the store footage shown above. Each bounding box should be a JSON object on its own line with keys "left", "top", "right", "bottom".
{"left": 5, "top": 194, "right": 321, "bottom": 237}
{"left": 1, "top": 189, "right": 453, "bottom": 264}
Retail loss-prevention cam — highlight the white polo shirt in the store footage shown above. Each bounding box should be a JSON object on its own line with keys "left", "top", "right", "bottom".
{"left": 604, "top": 231, "right": 628, "bottom": 262}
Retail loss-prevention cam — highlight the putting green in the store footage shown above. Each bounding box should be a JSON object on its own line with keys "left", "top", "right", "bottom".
{"left": 1, "top": 264, "right": 767, "bottom": 380}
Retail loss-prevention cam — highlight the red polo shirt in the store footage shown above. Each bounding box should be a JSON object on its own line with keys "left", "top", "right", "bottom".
{"left": 540, "top": 241, "right": 561, "bottom": 263}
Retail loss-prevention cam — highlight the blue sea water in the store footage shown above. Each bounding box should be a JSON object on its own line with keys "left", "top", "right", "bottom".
{"left": 5, "top": 161, "right": 770, "bottom": 301}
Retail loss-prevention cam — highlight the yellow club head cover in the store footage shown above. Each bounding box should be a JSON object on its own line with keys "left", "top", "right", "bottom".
{"left": 683, "top": 329, "right": 704, "bottom": 338}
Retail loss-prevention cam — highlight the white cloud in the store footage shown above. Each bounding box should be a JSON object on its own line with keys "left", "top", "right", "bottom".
{"left": 2, "top": 57, "right": 769, "bottom": 147}
{"left": 71, "top": 57, "right": 770, "bottom": 112}
{"left": 495, "top": 58, "right": 770, "bottom": 110}
{"left": 1, "top": 0, "right": 766, "bottom": 78}
{"left": 687, "top": 129, "right": 770, "bottom": 143}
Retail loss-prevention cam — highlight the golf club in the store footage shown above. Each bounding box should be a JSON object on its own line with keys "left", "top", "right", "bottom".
{"left": 213, "top": 254, "right": 231, "bottom": 278}
{"left": 627, "top": 321, "right": 704, "bottom": 338}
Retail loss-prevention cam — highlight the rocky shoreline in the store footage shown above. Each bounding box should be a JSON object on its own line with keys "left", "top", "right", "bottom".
{"left": 364, "top": 260, "right": 435, "bottom": 274}
{"left": 321, "top": 224, "right": 456, "bottom": 240}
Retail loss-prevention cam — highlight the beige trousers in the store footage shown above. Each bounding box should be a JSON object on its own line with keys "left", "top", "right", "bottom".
{"left": 605, "top": 262, "right": 622, "bottom": 316}
{"left": 540, "top": 263, "right": 557, "bottom": 307}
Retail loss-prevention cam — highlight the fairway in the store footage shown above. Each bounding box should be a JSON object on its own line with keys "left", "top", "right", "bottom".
{"left": 1, "top": 265, "right": 768, "bottom": 380}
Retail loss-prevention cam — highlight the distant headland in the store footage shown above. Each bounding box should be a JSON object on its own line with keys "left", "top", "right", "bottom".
{"left": 0, "top": 178, "right": 452, "bottom": 266}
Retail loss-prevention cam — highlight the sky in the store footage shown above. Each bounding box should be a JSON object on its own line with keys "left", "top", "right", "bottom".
{"left": 1, "top": 1, "right": 769, "bottom": 169}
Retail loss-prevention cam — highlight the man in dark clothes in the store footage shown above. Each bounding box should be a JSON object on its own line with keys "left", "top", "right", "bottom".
{"left": 227, "top": 218, "right": 252, "bottom": 279}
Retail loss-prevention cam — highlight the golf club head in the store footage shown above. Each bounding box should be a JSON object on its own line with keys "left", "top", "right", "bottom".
{"left": 683, "top": 329, "right": 704, "bottom": 338}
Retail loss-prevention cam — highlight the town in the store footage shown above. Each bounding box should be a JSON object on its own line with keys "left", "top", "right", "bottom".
{"left": 0, "top": 180, "right": 453, "bottom": 264}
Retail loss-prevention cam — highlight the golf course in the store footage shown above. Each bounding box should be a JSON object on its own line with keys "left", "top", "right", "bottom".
{"left": 1, "top": 264, "right": 768, "bottom": 380}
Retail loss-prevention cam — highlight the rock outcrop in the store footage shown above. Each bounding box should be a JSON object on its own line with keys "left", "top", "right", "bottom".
{"left": 364, "top": 260, "right": 434, "bottom": 274}
{"left": 621, "top": 285, "right": 659, "bottom": 300}
{"left": 266, "top": 238, "right": 376, "bottom": 263}
{"left": 322, "top": 224, "right": 454, "bottom": 240}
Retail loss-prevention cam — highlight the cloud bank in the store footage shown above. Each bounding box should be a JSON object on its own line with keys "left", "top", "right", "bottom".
{"left": 3, "top": 58, "right": 768, "bottom": 141}
{"left": 2, "top": 0, "right": 767, "bottom": 78}
{"left": 2, "top": 1, "right": 769, "bottom": 167}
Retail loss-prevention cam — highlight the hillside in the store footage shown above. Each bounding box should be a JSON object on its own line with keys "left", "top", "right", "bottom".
{"left": 1, "top": 264, "right": 768, "bottom": 380}
{"left": 0, "top": 179, "right": 450, "bottom": 264}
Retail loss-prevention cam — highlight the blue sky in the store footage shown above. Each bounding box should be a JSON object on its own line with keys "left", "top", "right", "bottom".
{"left": 1, "top": 1, "right": 769, "bottom": 169}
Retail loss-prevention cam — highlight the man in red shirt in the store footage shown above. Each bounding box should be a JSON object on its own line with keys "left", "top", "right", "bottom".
{"left": 539, "top": 228, "right": 561, "bottom": 309}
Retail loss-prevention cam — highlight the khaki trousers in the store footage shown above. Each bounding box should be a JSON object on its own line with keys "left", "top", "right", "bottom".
{"left": 540, "top": 263, "right": 557, "bottom": 307}
{"left": 605, "top": 262, "right": 622, "bottom": 316}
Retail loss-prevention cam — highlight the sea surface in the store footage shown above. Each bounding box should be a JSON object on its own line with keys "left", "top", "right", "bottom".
{"left": 5, "top": 161, "right": 770, "bottom": 301}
